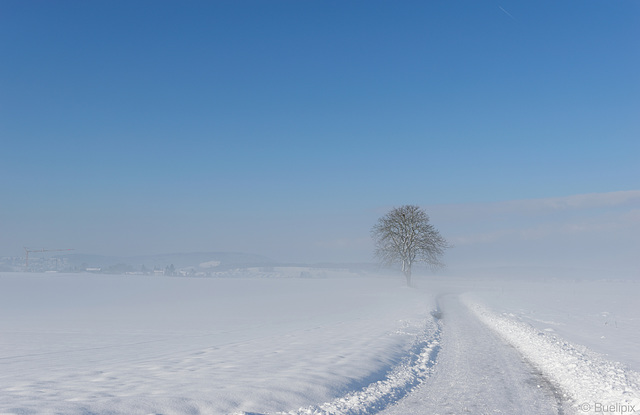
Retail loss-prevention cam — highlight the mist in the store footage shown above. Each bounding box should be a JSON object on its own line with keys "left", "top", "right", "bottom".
{"left": 3, "top": 190, "right": 637, "bottom": 279}
{"left": 432, "top": 190, "right": 640, "bottom": 278}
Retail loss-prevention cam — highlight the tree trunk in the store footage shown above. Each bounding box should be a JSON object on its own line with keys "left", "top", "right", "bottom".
{"left": 404, "top": 266, "right": 412, "bottom": 287}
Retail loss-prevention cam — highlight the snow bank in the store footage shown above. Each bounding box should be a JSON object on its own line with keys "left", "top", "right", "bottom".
{"left": 460, "top": 279, "right": 640, "bottom": 371}
{"left": 285, "top": 314, "right": 441, "bottom": 415}
{"left": 463, "top": 295, "right": 640, "bottom": 415}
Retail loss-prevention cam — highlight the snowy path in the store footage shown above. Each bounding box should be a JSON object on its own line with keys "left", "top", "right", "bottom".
{"left": 379, "top": 294, "right": 567, "bottom": 415}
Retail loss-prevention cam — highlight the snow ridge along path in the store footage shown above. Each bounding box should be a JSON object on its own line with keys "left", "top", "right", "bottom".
{"left": 280, "top": 309, "right": 442, "bottom": 415}
{"left": 464, "top": 294, "right": 640, "bottom": 415}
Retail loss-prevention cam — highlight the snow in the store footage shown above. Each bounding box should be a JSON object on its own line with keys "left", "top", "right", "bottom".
{"left": 1, "top": 271, "right": 639, "bottom": 414}
{"left": 199, "top": 260, "right": 221, "bottom": 268}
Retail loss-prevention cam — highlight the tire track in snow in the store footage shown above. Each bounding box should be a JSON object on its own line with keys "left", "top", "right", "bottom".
{"left": 529, "top": 364, "right": 567, "bottom": 415}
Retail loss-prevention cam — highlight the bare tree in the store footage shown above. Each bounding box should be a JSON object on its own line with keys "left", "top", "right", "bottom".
{"left": 371, "top": 205, "right": 449, "bottom": 286}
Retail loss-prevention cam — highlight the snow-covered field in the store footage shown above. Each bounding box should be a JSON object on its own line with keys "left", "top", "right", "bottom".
{"left": 0, "top": 271, "right": 638, "bottom": 414}
{"left": 0, "top": 272, "right": 435, "bottom": 414}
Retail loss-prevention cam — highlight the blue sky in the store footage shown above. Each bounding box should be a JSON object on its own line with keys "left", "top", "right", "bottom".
{"left": 1, "top": 1, "right": 638, "bottom": 266}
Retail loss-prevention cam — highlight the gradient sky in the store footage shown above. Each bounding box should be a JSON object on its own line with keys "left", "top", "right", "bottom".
{"left": 1, "top": 1, "right": 638, "bottom": 268}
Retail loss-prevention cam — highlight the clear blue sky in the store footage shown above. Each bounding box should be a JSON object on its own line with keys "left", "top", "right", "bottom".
{"left": 1, "top": 1, "right": 638, "bottom": 263}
